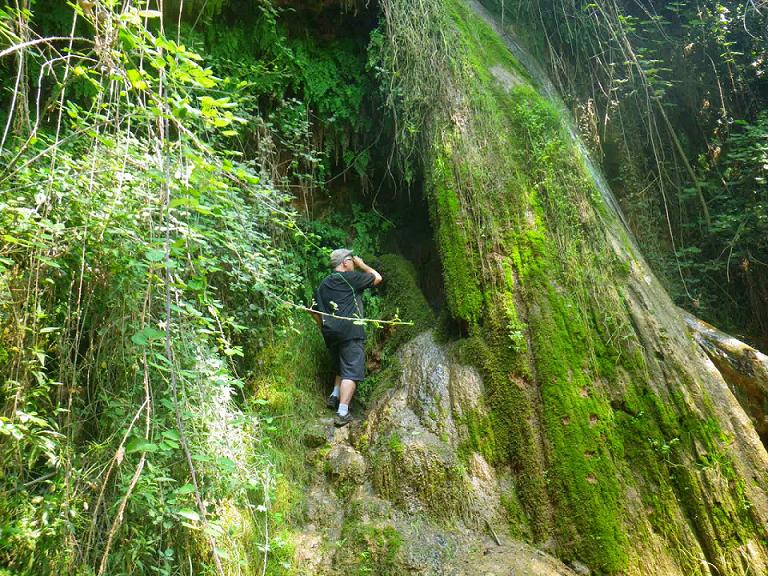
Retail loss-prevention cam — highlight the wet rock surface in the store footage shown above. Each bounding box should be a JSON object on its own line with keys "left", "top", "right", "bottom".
{"left": 366, "top": 332, "right": 498, "bottom": 522}
{"left": 292, "top": 331, "right": 578, "bottom": 575}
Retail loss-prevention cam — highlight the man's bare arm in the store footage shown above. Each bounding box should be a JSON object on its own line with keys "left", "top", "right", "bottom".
{"left": 353, "top": 256, "right": 383, "bottom": 286}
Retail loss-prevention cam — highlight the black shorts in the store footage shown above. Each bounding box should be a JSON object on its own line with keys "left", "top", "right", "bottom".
{"left": 324, "top": 336, "right": 365, "bottom": 382}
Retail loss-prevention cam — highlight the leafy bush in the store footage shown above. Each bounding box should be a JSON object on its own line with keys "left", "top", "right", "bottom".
{"left": 0, "top": 4, "right": 308, "bottom": 575}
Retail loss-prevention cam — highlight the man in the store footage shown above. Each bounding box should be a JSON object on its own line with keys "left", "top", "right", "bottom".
{"left": 311, "top": 248, "right": 383, "bottom": 427}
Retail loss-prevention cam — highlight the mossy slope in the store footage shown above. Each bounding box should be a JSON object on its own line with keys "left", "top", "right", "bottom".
{"left": 377, "top": 0, "right": 768, "bottom": 573}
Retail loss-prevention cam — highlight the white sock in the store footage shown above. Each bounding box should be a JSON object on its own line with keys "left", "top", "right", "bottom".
{"left": 331, "top": 386, "right": 340, "bottom": 398}
{"left": 337, "top": 403, "right": 349, "bottom": 417}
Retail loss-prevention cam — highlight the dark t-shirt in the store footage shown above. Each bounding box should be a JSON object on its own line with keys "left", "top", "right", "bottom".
{"left": 314, "top": 271, "right": 375, "bottom": 341}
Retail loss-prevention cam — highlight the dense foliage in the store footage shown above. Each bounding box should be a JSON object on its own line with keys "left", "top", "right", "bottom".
{"left": 0, "top": 0, "right": 371, "bottom": 573}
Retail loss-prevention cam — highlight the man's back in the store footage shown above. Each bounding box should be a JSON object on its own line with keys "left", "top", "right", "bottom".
{"left": 315, "top": 271, "right": 375, "bottom": 341}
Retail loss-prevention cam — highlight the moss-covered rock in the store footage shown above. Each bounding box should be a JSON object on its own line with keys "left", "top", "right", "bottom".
{"left": 375, "top": 0, "right": 768, "bottom": 573}
{"left": 377, "top": 253, "right": 435, "bottom": 352}
{"left": 364, "top": 332, "right": 500, "bottom": 525}
{"left": 358, "top": 253, "right": 435, "bottom": 404}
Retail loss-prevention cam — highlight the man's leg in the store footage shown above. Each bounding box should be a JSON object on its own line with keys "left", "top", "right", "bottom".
{"left": 334, "top": 339, "right": 363, "bottom": 426}
{"left": 337, "top": 378, "right": 356, "bottom": 417}
{"left": 326, "top": 375, "right": 341, "bottom": 409}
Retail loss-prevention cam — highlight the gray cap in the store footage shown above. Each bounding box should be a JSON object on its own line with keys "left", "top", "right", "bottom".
{"left": 330, "top": 248, "right": 353, "bottom": 268}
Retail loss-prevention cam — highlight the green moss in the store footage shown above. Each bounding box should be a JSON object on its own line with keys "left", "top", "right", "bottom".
{"left": 387, "top": 431, "right": 405, "bottom": 457}
{"left": 500, "top": 487, "right": 533, "bottom": 541}
{"left": 446, "top": 0, "right": 531, "bottom": 85}
{"left": 455, "top": 336, "right": 549, "bottom": 539}
{"left": 377, "top": 253, "right": 435, "bottom": 351}
{"left": 456, "top": 407, "right": 496, "bottom": 465}
{"left": 520, "top": 244, "right": 628, "bottom": 571}
{"left": 248, "top": 313, "right": 328, "bottom": 523}
{"left": 370, "top": 436, "right": 473, "bottom": 524}
{"left": 357, "top": 350, "right": 403, "bottom": 407}
{"left": 358, "top": 253, "right": 433, "bottom": 404}
{"left": 423, "top": 6, "right": 632, "bottom": 568}
{"left": 338, "top": 504, "right": 404, "bottom": 576}
{"left": 614, "top": 376, "right": 767, "bottom": 575}
{"left": 377, "top": 0, "right": 768, "bottom": 572}
{"left": 428, "top": 153, "right": 484, "bottom": 327}
{"left": 263, "top": 530, "right": 297, "bottom": 576}
{"left": 672, "top": 412, "right": 763, "bottom": 566}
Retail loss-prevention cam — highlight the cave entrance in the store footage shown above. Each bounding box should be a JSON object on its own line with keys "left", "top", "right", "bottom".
{"left": 376, "top": 182, "right": 445, "bottom": 315}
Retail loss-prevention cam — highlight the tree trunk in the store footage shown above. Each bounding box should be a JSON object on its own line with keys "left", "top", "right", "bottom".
{"left": 684, "top": 310, "right": 768, "bottom": 445}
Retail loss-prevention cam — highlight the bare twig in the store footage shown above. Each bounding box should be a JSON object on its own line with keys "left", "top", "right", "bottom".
{"left": 0, "top": 36, "right": 90, "bottom": 59}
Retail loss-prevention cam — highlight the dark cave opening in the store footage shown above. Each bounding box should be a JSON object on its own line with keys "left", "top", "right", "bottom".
{"left": 377, "top": 183, "right": 445, "bottom": 316}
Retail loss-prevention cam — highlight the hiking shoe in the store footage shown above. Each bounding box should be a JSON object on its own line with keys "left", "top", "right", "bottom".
{"left": 326, "top": 394, "right": 340, "bottom": 410}
{"left": 334, "top": 412, "right": 353, "bottom": 427}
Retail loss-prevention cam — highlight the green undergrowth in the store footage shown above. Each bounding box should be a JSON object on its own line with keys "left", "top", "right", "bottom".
{"left": 175, "top": 0, "right": 379, "bottom": 190}
{"left": 247, "top": 313, "right": 329, "bottom": 570}
{"left": 248, "top": 313, "right": 328, "bottom": 508}
{"left": 0, "top": 38, "right": 305, "bottom": 570}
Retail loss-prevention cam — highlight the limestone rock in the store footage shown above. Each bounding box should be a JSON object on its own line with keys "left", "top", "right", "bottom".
{"left": 684, "top": 310, "right": 768, "bottom": 443}
{"left": 303, "top": 420, "right": 332, "bottom": 448}
{"left": 326, "top": 443, "right": 367, "bottom": 486}
{"left": 363, "top": 331, "right": 506, "bottom": 523}
{"left": 567, "top": 559, "right": 592, "bottom": 575}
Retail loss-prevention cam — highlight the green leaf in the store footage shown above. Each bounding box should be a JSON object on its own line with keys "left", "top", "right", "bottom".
{"left": 125, "top": 439, "right": 158, "bottom": 454}
{"left": 216, "top": 457, "right": 236, "bottom": 472}
{"left": 146, "top": 248, "right": 165, "bottom": 262}
{"left": 160, "top": 439, "right": 180, "bottom": 450}
{"left": 131, "top": 326, "right": 165, "bottom": 346}
{"left": 174, "top": 483, "right": 195, "bottom": 495}
{"left": 145, "top": 327, "right": 165, "bottom": 339}
{"left": 177, "top": 508, "right": 200, "bottom": 521}
{"left": 130, "top": 331, "right": 148, "bottom": 346}
{"left": 162, "top": 429, "right": 181, "bottom": 441}
{"left": 187, "top": 277, "right": 205, "bottom": 291}
{"left": 126, "top": 69, "right": 147, "bottom": 90}
{"left": 169, "top": 197, "right": 198, "bottom": 209}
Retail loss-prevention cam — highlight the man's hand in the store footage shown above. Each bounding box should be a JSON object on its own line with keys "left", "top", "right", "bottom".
{"left": 353, "top": 256, "right": 383, "bottom": 286}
